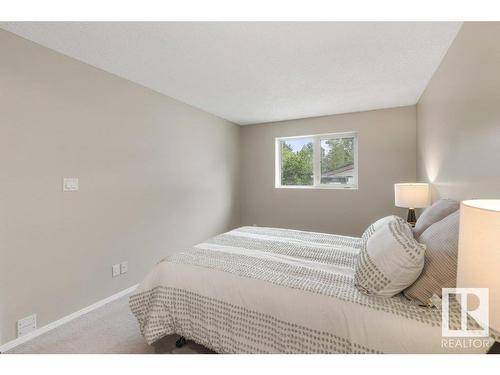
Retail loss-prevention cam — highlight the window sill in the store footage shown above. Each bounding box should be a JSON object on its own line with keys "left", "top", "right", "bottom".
{"left": 275, "top": 185, "right": 358, "bottom": 190}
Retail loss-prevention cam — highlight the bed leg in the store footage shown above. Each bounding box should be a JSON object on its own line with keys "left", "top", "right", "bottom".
{"left": 175, "top": 336, "right": 187, "bottom": 348}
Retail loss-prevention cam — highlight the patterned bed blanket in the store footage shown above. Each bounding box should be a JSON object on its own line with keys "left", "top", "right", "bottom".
{"left": 129, "top": 226, "right": 492, "bottom": 353}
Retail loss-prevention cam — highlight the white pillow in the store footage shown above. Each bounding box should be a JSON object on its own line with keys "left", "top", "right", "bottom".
{"left": 413, "top": 199, "right": 459, "bottom": 239}
{"left": 355, "top": 217, "right": 426, "bottom": 297}
{"left": 404, "top": 210, "right": 460, "bottom": 305}
{"left": 361, "top": 215, "right": 400, "bottom": 244}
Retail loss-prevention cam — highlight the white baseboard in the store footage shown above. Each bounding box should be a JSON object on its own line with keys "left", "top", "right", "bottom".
{"left": 0, "top": 284, "right": 139, "bottom": 353}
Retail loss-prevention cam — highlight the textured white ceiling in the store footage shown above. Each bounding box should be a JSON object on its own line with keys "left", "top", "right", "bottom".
{"left": 1, "top": 22, "right": 461, "bottom": 125}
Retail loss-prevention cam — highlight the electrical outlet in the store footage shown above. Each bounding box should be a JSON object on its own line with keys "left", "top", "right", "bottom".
{"left": 63, "top": 177, "right": 79, "bottom": 192}
{"left": 17, "top": 314, "right": 37, "bottom": 337}
{"left": 112, "top": 264, "right": 121, "bottom": 277}
{"left": 120, "top": 261, "right": 128, "bottom": 274}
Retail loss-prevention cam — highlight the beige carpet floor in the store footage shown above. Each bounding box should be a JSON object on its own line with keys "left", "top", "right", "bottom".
{"left": 7, "top": 294, "right": 213, "bottom": 354}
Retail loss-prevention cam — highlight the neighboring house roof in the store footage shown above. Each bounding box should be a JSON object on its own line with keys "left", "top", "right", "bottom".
{"left": 322, "top": 163, "right": 354, "bottom": 177}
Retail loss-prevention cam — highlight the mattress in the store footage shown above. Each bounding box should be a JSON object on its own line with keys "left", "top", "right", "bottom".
{"left": 129, "top": 226, "right": 492, "bottom": 353}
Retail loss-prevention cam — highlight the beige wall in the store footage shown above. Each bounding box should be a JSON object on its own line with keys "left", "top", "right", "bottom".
{"left": 240, "top": 106, "right": 417, "bottom": 236}
{"left": 417, "top": 22, "right": 500, "bottom": 200}
{"left": 0, "top": 30, "right": 240, "bottom": 345}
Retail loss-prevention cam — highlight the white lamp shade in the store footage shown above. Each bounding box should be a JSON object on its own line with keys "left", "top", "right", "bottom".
{"left": 458, "top": 199, "right": 500, "bottom": 332}
{"left": 394, "top": 183, "right": 430, "bottom": 208}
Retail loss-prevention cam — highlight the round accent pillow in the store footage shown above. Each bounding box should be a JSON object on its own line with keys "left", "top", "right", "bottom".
{"left": 355, "top": 216, "right": 426, "bottom": 297}
{"left": 361, "top": 215, "right": 400, "bottom": 244}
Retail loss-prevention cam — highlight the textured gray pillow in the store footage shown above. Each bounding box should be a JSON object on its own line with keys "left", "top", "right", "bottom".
{"left": 404, "top": 210, "right": 460, "bottom": 306}
{"left": 413, "top": 199, "right": 459, "bottom": 239}
{"left": 355, "top": 216, "right": 426, "bottom": 297}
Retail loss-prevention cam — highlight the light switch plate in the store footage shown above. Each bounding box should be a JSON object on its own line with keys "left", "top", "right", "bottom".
{"left": 120, "top": 261, "right": 128, "bottom": 274}
{"left": 63, "top": 178, "right": 79, "bottom": 192}
{"left": 112, "top": 264, "right": 121, "bottom": 277}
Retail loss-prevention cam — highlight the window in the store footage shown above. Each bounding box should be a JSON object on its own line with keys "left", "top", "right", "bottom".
{"left": 275, "top": 132, "right": 358, "bottom": 189}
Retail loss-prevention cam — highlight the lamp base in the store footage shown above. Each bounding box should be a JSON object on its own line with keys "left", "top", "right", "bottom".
{"left": 407, "top": 208, "right": 416, "bottom": 227}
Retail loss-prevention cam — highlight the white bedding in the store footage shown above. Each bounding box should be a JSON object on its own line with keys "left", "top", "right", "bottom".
{"left": 130, "top": 226, "right": 492, "bottom": 353}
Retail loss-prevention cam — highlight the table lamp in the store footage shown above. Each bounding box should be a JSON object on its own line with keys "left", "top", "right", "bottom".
{"left": 457, "top": 199, "right": 500, "bottom": 350}
{"left": 394, "top": 183, "right": 430, "bottom": 226}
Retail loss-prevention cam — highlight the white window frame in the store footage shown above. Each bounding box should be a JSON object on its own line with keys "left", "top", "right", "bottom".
{"left": 275, "top": 131, "right": 358, "bottom": 190}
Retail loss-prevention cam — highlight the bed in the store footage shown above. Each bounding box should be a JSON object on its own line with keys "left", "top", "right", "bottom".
{"left": 129, "top": 226, "right": 492, "bottom": 353}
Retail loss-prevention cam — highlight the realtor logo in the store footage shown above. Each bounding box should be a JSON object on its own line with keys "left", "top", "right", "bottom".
{"left": 442, "top": 288, "right": 489, "bottom": 337}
